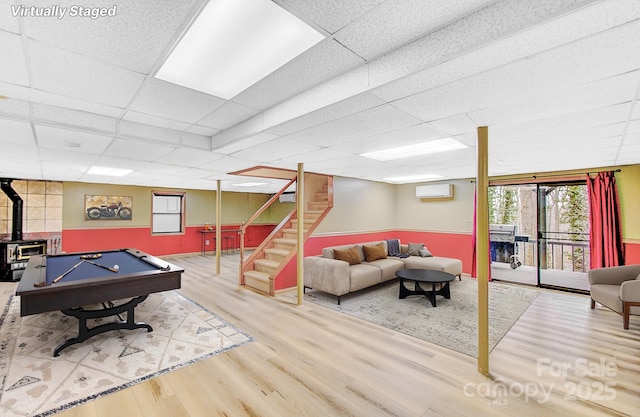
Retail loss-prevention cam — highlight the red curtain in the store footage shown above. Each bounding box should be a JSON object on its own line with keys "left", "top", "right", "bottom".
{"left": 586, "top": 171, "right": 624, "bottom": 268}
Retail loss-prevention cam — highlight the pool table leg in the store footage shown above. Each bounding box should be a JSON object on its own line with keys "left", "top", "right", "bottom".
{"left": 54, "top": 295, "right": 153, "bottom": 357}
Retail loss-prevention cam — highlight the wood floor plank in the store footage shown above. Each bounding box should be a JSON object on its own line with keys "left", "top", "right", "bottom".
{"left": 2, "top": 253, "right": 638, "bottom": 417}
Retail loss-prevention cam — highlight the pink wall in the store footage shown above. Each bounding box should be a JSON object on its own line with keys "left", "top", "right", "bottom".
{"left": 62, "top": 224, "right": 276, "bottom": 256}
{"left": 275, "top": 230, "right": 473, "bottom": 291}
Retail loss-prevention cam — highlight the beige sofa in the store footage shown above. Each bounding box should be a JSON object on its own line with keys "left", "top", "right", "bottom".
{"left": 589, "top": 264, "right": 640, "bottom": 329}
{"left": 304, "top": 240, "right": 463, "bottom": 304}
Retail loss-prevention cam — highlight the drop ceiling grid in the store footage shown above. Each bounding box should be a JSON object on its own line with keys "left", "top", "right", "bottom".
{"left": 265, "top": 93, "right": 386, "bottom": 136}
{"left": 117, "top": 120, "right": 182, "bottom": 145}
{"left": 102, "top": 138, "right": 176, "bottom": 161}
{"left": 154, "top": 148, "right": 224, "bottom": 168}
{"left": 390, "top": 25, "right": 640, "bottom": 125}
{"left": 127, "top": 78, "right": 226, "bottom": 123}
{"left": 327, "top": 123, "right": 450, "bottom": 155}
{"left": 0, "top": 118, "right": 35, "bottom": 144}
{"left": 277, "top": 147, "right": 350, "bottom": 165}
{"left": 31, "top": 103, "right": 119, "bottom": 134}
{"left": 468, "top": 71, "right": 640, "bottom": 129}
{"left": 19, "top": 0, "right": 201, "bottom": 74}
{"left": 286, "top": 104, "right": 423, "bottom": 146}
{"left": 231, "top": 38, "right": 365, "bottom": 110}
{"left": 333, "top": 0, "right": 496, "bottom": 60}
{"left": 197, "top": 101, "right": 261, "bottom": 131}
{"left": 27, "top": 40, "right": 146, "bottom": 108}
{"left": 231, "top": 137, "right": 321, "bottom": 162}
{"left": 34, "top": 124, "right": 113, "bottom": 154}
{"left": 122, "top": 110, "right": 193, "bottom": 132}
{"left": 0, "top": 31, "right": 29, "bottom": 86}
{"left": 280, "top": 0, "right": 386, "bottom": 35}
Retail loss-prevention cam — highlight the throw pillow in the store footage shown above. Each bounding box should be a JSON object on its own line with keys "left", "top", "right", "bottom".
{"left": 418, "top": 248, "right": 433, "bottom": 257}
{"left": 333, "top": 247, "right": 361, "bottom": 265}
{"left": 363, "top": 243, "right": 387, "bottom": 262}
{"left": 407, "top": 242, "right": 425, "bottom": 256}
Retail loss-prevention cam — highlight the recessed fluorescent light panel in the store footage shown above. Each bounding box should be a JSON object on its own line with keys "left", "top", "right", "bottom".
{"left": 383, "top": 174, "right": 443, "bottom": 183}
{"left": 155, "top": 0, "right": 325, "bottom": 99}
{"left": 361, "top": 138, "right": 467, "bottom": 161}
{"left": 87, "top": 166, "right": 133, "bottom": 177}
{"left": 231, "top": 181, "right": 270, "bottom": 187}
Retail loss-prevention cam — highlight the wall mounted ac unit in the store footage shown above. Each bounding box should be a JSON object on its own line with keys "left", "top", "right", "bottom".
{"left": 415, "top": 184, "right": 453, "bottom": 200}
{"left": 279, "top": 192, "right": 296, "bottom": 203}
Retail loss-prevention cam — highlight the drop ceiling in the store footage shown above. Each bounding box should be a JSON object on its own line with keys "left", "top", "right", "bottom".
{"left": 1, "top": 0, "right": 639, "bottom": 193}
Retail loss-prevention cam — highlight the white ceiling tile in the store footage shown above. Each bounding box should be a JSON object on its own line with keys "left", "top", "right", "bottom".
{"left": 28, "top": 40, "right": 146, "bottom": 108}
{"left": 118, "top": 120, "right": 182, "bottom": 145}
{"left": 0, "top": 118, "right": 35, "bottom": 144}
{"left": 32, "top": 103, "right": 118, "bottom": 134}
{"left": 0, "top": 81, "right": 125, "bottom": 118}
{"left": 0, "top": 0, "right": 21, "bottom": 33}
{"left": 0, "top": 97, "right": 30, "bottom": 118}
{"left": 232, "top": 138, "right": 320, "bottom": 162}
{"left": 103, "top": 138, "right": 175, "bottom": 161}
{"left": 290, "top": 104, "right": 422, "bottom": 146}
{"left": 232, "top": 39, "right": 364, "bottom": 110}
{"left": 198, "top": 101, "right": 260, "bottom": 130}
{"left": 155, "top": 148, "right": 224, "bottom": 167}
{"left": 35, "top": 124, "right": 113, "bottom": 153}
{"left": 372, "top": 0, "right": 640, "bottom": 103}
{"left": 0, "top": 31, "right": 29, "bottom": 86}
{"left": 129, "top": 78, "right": 226, "bottom": 123}
{"left": 21, "top": 0, "right": 201, "bottom": 73}
{"left": 335, "top": 0, "right": 494, "bottom": 60}
{"left": 266, "top": 93, "right": 386, "bottom": 136}
{"left": 280, "top": 0, "right": 386, "bottom": 34}
{"left": 186, "top": 124, "right": 219, "bottom": 137}
{"left": 179, "top": 132, "right": 210, "bottom": 150}
{"left": 39, "top": 148, "right": 101, "bottom": 165}
{"left": 279, "top": 147, "right": 348, "bottom": 164}
{"left": 470, "top": 71, "right": 640, "bottom": 128}
{"left": 329, "top": 123, "right": 450, "bottom": 154}
{"left": 122, "top": 110, "right": 192, "bottom": 132}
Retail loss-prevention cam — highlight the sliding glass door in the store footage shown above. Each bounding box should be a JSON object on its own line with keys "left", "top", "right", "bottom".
{"left": 537, "top": 183, "right": 590, "bottom": 291}
{"left": 489, "top": 181, "right": 590, "bottom": 292}
{"left": 489, "top": 184, "right": 538, "bottom": 286}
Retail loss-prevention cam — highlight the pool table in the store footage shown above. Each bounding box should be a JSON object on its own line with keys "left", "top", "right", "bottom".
{"left": 16, "top": 248, "right": 183, "bottom": 356}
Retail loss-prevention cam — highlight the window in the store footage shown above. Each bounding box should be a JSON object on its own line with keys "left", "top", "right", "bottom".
{"left": 152, "top": 192, "right": 185, "bottom": 234}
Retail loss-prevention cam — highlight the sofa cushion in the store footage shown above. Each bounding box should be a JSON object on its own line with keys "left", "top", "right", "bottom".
{"left": 403, "top": 256, "right": 463, "bottom": 276}
{"left": 418, "top": 248, "right": 433, "bottom": 257}
{"left": 334, "top": 247, "right": 361, "bottom": 265}
{"left": 349, "top": 264, "right": 382, "bottom": 292}
{"left": 407, "top": 242, "right": 424, "bottom": 256}
{"left": 363, "top": 243, "right": 387, "bottom": 262}
{"left": 368, "top": 258, "right": 405, "bottom": 280}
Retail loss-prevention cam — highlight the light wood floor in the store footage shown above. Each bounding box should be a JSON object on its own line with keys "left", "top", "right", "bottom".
{"left": 1, "top": 254, "right": 638, "bottom": 417}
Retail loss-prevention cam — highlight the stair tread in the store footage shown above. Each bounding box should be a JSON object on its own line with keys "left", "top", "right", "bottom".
{"left": 265, "top": 248, "right": 289, "bottom": 256}
{"left": 255, "top": 259, "right": 280, "bottom": 268}
{"left": 244, "top": 270, "right": 270, "bottom": 281}
{"left": 274, "top": 238, "right": 297, "bottom": 244}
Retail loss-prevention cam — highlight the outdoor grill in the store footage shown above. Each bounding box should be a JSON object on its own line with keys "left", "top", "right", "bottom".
{"left": 489, "top": 224, "right": 529, "bottom": 269}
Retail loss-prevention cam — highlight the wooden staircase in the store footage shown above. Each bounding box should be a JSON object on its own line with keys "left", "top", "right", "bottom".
{"left": 240, "top": 174, "right": 332, "bottom": 295}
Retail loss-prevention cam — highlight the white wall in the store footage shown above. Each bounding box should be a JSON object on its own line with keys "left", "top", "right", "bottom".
{"left": 313, "top": 176, "right": 396, "bottom": 234}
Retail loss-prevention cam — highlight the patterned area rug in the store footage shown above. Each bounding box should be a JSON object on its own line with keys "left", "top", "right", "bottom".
{"left": 0, "top": 291, "right": 252, "bottom": 417}
{"left": 305, "top": 277, "right": 539, "bottom": 357}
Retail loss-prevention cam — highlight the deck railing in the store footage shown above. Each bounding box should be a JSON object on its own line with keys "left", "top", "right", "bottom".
{"left": 514, "top": 232, "right": 590, "bottom": 272}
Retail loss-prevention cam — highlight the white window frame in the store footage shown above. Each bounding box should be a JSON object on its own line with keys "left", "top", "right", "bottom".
{"left": 152, "top": 192, "right": 185, "bottom": 235}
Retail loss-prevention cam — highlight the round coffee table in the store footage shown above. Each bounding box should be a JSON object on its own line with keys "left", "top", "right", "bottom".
{"left": 396, "top": 269, "right": 455, "bottom": 307}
